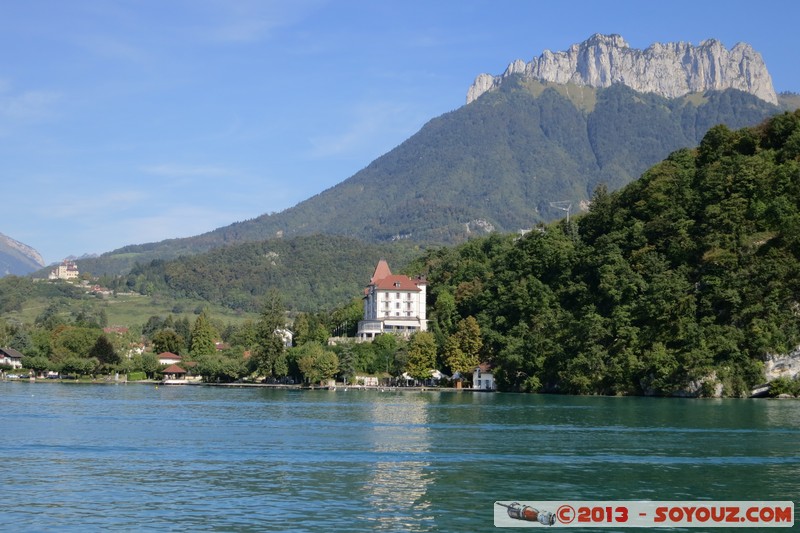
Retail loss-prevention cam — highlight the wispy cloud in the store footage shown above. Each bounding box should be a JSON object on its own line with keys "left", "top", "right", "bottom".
{"left": 116, "top": 205, "right": 247, "bottom": 245}
{"left": 308, "top": 101, "right": 422, "bottom": 159}
{"left": 35, "top": 190, "right": 148, "bottom": 219}
{"left": 74, "top": 33, "right": 150, "bottom": 64}
{"left": 142, "top": 164, "right": 234, "bottom": 178}
{"left": 0, "top": 87, "right": 62, "bottom": 121}
{"left": 187, "top": 0, "right": 324, "bottom": 43}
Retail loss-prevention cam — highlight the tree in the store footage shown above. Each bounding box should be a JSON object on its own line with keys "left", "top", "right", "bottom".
{"left": 445, "top": 316, "right": 483, "bottom": 380}
{"left": 22, "top": 355, "right": 51, "bottom": 376}
{"left": 295, "top": 342, "right": 339, "bottom": 384}
{"left": 190, "top": 310, "right": 218, "bottom": 356}
{"left": 152, "top": 329, "right": 185, "bottom": 355}
{"left": 253, "top": 290, "right": 287, "bottom": 377}
{"left": 405, "top": 331, "right": 437, "bottom": 382}
{"left": 50, "top": 326, "right": 103, "bottom": 362}
{"left": 195, "top": 353, "right": 247, "bottom": 383}
{"left": 89, "top": 335, "right": 121, "bottom": 368}
{"left": 228, "top": 320, "right": 257, "bottom": 351}
{"left": 142, "top": 316, "right": 164, "bottom": 338}
{"left": 373, "top": 334, "right": 398, "bottom": 375}
{"left": 131, "top": 353, "right": 161, "bottom": 379}
{"left": 60, "top": 357, "right": 96, "bottom": 377}
{"left": 337, "top": 343, "right": 357, "bottom": 384}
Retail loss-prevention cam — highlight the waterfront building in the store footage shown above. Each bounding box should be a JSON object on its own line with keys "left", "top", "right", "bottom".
{"left": 357, "top": 259, "right": 427, "bottom": 341}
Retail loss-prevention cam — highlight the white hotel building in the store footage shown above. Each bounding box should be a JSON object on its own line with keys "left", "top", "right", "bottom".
{"left": 357, "top": 259, "right": 428, "bottom": 341}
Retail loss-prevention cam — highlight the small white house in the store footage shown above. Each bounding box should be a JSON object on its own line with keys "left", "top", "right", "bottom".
{"left": 158, "top": 352, "right": 182, "bottom": 365}
{"left": 0, "top": 347, "right": 24, "bottom": 369}
{"left": 473, "top": 363, "right": 496, "bottom": 391}
{"left": 276, "top": 328, "right": 293, "bottom": 348}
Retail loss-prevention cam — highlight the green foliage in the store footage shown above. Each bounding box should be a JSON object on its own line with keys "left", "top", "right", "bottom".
{"left": 252, "top": 290, "right": 287, "bottom": 377}
{"left": 294, "top": 342, "right": 339, "bottom": 384}
{"left": 89, "top": 335, "right": 120, "bottom": 368}
{"left": 106, "top": 235, "right": 422, "bottom": 313}
{"left": 405, "top": 331, "right": 437, "bottom": 381}
{"left": 444, "top": 316, "right": 482, "bottom": 378}
{"left": 21, "top": 355, "right": 52, "bottom": 374}
{"left": 418, "top": 110, "right": 800, "bottom": 396}
{"left": 50, "top": 326, "right": 103, "bottom": 363}
{"left": 152, "top": 329, "right": 185, "bottom": 355}
{"left": 189, "top": 310, "right": 218, "bottom": 356}
{"left": 130, "top": 353, "right": 160, "bottom": 379}
{"left": 60, "top": 356, "right": 97, "bottom": 377}
{"left": 768, "top": 376, "right": 800, "bottom": 397}
{"left": 195, "top": 353, "right": 247, "bottom": 383}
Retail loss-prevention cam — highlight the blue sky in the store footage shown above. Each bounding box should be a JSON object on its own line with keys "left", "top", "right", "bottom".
{"left": 2, "top": 0, "right": 798, "bottom": 265}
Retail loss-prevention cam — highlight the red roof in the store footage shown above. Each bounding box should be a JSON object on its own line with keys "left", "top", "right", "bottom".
{"left": 370, "top": 259, "right": 392, "bottom": 283}
{"left": 162, "top": 364, "right": 186, "bottom": 374}
{"left": 374, "top": 274, "right": 422, "bottom": 292}
{"left": 158, "top": 352, "right": 181, "bottom": 360}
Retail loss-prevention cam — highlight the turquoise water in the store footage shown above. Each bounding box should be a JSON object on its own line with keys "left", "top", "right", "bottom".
{"left": 0, "top": 382, "right": 797, "bottom": 532}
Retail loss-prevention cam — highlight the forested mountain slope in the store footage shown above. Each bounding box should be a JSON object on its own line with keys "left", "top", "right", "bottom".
{"left": 413, "top": 110, "right": 800, "bottom": 396}
{"left": 106, "top": 235, "right": 424, "bottom": 313}
{"left": 79, "top": 82, "right": 780, "bottom": 276}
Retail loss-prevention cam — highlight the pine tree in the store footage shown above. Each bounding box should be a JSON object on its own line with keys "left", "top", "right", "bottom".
{"left": 190, "top": 310, "right": 217, "bottom": 356}
{"left": 253, "top": 290, "right": 287, "bottom": 377}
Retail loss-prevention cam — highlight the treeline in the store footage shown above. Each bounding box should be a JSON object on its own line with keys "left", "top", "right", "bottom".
{"left": 0, "top": 290, "right": 436, "bottom": 386}
{"left": 412, "top": 110, "right": 800, "bottom": 396}
{"left": 105, "top": 235, "right": 424, "bottom": 312}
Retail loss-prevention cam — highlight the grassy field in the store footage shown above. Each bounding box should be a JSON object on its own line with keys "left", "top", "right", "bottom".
{"left": 3, "top": 291, "right": 259, "bottom": 329}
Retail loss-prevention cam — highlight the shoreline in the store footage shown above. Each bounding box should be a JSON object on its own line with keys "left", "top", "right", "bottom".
{"left": 0, "top": 377, "right": 492, "bottom": 393}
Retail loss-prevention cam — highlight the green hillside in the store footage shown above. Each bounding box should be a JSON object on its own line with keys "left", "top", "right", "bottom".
{"left": 106, "top": 234, "right": 425, "bottom": 313}
{"left": 413, "top": 110, "right": 800, "bottom": 397}
{"left": 77, "top": 81, "right": 780, "bottom": 277}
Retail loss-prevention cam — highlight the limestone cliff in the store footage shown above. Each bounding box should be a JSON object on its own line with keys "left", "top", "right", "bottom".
{"left": 0, "top": 232, "right": 45, "bottom": 277}
{"left": 467, "top": 34, "right": 777, "bottom": 105}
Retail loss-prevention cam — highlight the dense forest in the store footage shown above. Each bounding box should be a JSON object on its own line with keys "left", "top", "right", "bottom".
{"left": 412, "top": 110, "right": 800, "bottom": 396}
{"left": 106, "top": 235, "right": 425, "bottom": 312}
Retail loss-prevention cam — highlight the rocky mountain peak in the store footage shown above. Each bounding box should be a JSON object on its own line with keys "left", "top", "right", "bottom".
{"left": 0, "top": 232, "right": 45, "bottom": 277}
{"left": 467, "top": 34, "right": 777, "bottom": 105}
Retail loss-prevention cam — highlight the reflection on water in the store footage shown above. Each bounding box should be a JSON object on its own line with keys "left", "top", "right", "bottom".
{"left": 0, "top": 384, "right": 797, "bottom": 532}
{"left": 362, "top": 394, "right": 434, "bottom": 531}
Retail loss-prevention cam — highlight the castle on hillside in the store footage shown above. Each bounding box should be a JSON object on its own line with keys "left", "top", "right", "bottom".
{"left": 357, "top": 259, "right": 427, "bottom": 341}
{"left": 48, "top": 260, "right": 79, "bottom": 280}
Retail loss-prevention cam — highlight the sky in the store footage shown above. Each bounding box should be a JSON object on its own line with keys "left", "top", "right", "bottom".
{"left": 2, "top": 0, "right": 799, "bottom": 265}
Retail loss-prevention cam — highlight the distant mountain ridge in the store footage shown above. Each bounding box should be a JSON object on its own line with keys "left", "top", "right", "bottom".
{"left": 468, "top": 34, "right": 777, "bottom": 105}
{"left": 0, "top": 232, "right": 45, "bottom": 277}
{"left": 73, "top": 35, "right": 792, "bottom": 278}
{"left": 80, "top": 83, "right": 783, "bottom": 277}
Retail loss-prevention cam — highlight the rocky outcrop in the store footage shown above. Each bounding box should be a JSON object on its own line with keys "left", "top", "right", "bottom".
{"left": 467, "top": 34, "right": 777, "bottom": 105}
{"left": 764, "top": 349, "right": 800, "bottom": 381}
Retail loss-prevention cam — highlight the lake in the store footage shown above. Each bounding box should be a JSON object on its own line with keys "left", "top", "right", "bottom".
{"left": 0, "top": 382, "right": 797, "bottom": 531}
